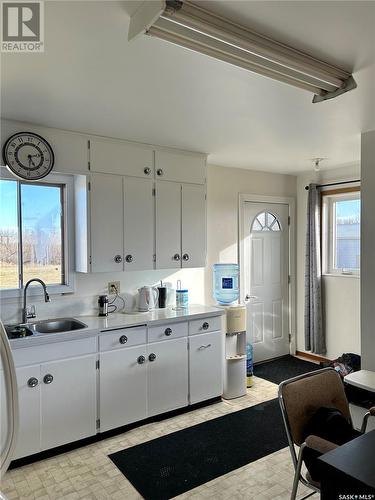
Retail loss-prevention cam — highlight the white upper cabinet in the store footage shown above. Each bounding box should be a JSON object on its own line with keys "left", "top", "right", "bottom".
{"left": 123, "top": 177, "right": 154, "bottom": 270}
{"left": 90, "top": 173, "right": 124, "bottom": 272}
{"left": 155, "top": 181, "right": 182, "bottom": 269}
{"left": 155, "top": 150, "right": 206, "bottom": 184}
{"left": 182, "top": 184, "right": 206, "bottom": 268}
{"left": 89, "top": 137, "right": 154, "bottom": 178}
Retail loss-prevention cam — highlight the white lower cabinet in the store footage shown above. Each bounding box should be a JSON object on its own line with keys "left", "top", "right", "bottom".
{"left": 147, "top": 338, "right": 188, "bottom": 417}
{"left": 14, "top": 355, "right": 97, "bottom": 459}
{"left": 99, "top": 344, "right": 148, "bottom": 432}
{"left": 189, "top": 331, "right": 223, "bottom": 404}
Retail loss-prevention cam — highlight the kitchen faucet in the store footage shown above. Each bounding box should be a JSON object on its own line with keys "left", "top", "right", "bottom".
{"left": 22, "top": 278, "right": 51, "bottom": 323}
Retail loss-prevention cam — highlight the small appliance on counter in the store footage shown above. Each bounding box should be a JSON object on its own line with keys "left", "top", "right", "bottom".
{"left": 98, "top": 295, "right": 109, "bottom": 317}
{"left": 174, "top": 280, "right": 188, "bottom": 310}
{"left": 223, "top": 305, "right": 247, "bottom": 399}
{"left": 157, "top": 281, "right": 167, "bottom": 309}
{"left": 138, "top": 286, "right": 159, "bottom": 312}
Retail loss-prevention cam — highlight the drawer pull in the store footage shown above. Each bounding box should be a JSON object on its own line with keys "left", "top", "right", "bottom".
{"left": 27, "top": 377, "right": 38, "bottom": 388}
{"left": 165, "top": 327, "right": 172, "bottom": 336}
{"left": 43, "top": 374, "right": 53, "bottom": 384}
{"left": 202, "top": 322, "right": 209, "bottom": 330}
{"left": 119, "top": 335, "right": 128, "bottom": 344}
{"left": 198, "top": 344, "right": 212, "bottom": 350}
{"left": 137, "top": 355, "right": 146, "bottom": 364}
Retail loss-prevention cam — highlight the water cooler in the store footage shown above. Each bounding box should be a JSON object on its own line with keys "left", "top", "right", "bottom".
{"left": 223, "top": 305, "right": 247, "bottom": 399}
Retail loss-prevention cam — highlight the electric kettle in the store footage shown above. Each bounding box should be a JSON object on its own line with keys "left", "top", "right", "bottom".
{"left": 138, "top": 286, "right": 159, "bottom": 312}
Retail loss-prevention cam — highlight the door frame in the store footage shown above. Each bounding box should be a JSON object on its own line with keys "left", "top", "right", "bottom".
{"left": 238, "top": 194, "right": 296, "bottom": 356}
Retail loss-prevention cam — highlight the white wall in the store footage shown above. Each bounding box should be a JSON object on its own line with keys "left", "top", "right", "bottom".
{"left": 204, "top": 164, "right": 296, "bottom": 304}
{"left": 296, "top": 164, "right": 361, "bottom": 360}
{"left": 361, "top": 130, "right": 375, "bottom": 371}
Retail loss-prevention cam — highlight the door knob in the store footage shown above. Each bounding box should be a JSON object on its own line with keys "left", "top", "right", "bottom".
{"left": 182, "top": 253, "right": 189, "bottom": 261}
{"left": 149, "top": 353, "right": 156, "bottom": 362}
{"left": 245, "top": 294, "right": 258, "bottom": 301}
{"left": 114, "top": 255, "right": 122, "bottom": 263}
{"left": 125, "top": 254, "right": 133, "bottom": 263}
{"left": 27, "top": 377, "right": 38, "bottom": 388}
{"left": 157, "top": 168, "right": 163, "bottom": 176}
{"left": 143, "top": 167, "right": 151, "bottom": 175}
{"left": 164, "top": 327, "right": 172, "bottom": 336}
{"left": 119, "top": 335, "right": 128, "bottom": 344}
{"left": 173, "top": 253, "right": 180, "bottom": 261}
{"left": 43, "top": 374, "right": 53, "bottom": 384}
{"left": 137, "top": 355, "right": 146, "bottom": 364}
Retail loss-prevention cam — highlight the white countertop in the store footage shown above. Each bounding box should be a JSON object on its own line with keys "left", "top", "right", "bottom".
{"left": 344, "top": 370, "right": 375, "bottom": 392}
{"left": 8, "top": 304, "right": 224, "bottom": 348}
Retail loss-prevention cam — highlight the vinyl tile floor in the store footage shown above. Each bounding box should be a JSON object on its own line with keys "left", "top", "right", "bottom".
{"left": 0, "top": 377, "right": 314, "bottom": 500}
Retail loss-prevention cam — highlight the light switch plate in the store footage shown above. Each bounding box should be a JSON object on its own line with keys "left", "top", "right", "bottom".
{"left": 108, "top": 281, "right": 120, "bottom": 295}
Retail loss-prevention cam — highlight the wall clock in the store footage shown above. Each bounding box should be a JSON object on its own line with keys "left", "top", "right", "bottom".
{"left": 2, "top": 132, "right": 55, "bottom": 180}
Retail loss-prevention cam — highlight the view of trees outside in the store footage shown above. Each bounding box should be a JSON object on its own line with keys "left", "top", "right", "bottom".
{"left": 335, "top": 198, "right": 360, "bottom": 270}
{"left": 0, "top": 180, "right": 63, "bottom": 289}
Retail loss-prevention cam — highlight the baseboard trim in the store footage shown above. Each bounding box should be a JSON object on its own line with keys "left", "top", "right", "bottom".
{"left": 296, "top": 350, "right": 331, "bottom": 363}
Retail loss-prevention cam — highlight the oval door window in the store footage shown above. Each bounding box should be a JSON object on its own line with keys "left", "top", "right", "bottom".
{"left": 251, "top": 211, "right": 281, "bottom": 232}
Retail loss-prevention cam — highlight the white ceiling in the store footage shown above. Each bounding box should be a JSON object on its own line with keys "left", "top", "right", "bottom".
{"left": 1, "top": 1, "right": 374, "bottom": 174}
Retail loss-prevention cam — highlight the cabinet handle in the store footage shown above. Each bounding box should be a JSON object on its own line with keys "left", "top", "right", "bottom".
{"left": 137, "top": 355, "right": 146, "bottom": 364}
{"left": 149, "top": 353, "right": 156, "bottom": 362}
{"left": 119, "top": 335, "right": 128, "bottom": 344}
{"left": 27, "top": 377, "right": 38, "bottom": 388}
{"left": 125, "top": 254, "right": 133, "bottom": 263}
{"left": 144, "top": 167, "right": 151, "bottom": 176}
{"left": 114, "top": 254, "right": 122, "bottom": 263}
{"left": 164, "top": 327, "right": 172, "bottom": 336}
{"left": 202, "top": 322, "right": 209, "bottom": 330}
{"left": 182, "top": 253, "right": 189, "bottom": 261}
{"left": 173, "top": 253, "right": 180, "bottom": 261}
{"left": 157, "top": 168, "right": 163, "bottom": 176}
{"left": 43, "top": 374, "right": 53, "bottom": 384}
{"left": 198, "top": 344, "right": 212, "bottom": 350}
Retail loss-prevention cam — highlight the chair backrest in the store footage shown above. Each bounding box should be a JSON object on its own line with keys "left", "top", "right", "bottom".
{"left": 279, "top": 368, "right": 351, "bottom": 446}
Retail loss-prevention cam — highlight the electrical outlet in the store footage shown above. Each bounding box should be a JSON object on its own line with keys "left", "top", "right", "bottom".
{"left": 108, "top": 281, "right": 120, "bottom": 295}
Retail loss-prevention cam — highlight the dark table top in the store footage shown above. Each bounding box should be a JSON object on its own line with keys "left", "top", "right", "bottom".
{"left": 318, "top": 430, "right": 375, "bottom": 490}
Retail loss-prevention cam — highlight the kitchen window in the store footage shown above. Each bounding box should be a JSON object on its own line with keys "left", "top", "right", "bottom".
{"left": 0, "top": 171, "right": 74, "bottom": 295}
{"left": 322, "top": 186, "right": 360, "bottom": 276}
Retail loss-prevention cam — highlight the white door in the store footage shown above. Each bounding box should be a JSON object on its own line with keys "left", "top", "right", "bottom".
{"left": 147, "top": 338, "right": 188, "bottom": 416}
{"left": 40, "top": 355, "right": 97, "bottom": 450}
{"left": 14, "top": 365, "right": 41, "bottom": 459}
{"left": 123, "top": 177, "right": 154, "bottom": 270}
{"left": 244, "top": 202, "right": 290, "bottom": 363}
{"left": 99, "top": 345, "right": 148, "bottom": 432}
{"left": 155, "top": 181, "right": 182, "bottom": 269}
{"left": 90, "top": 173, "right": 124, "bottom": 272}
{"left": 181, "top": 184, "right": 206, "bottom": 268}
{"left": 189, "top": 331, "right": 223, "bottom": 404}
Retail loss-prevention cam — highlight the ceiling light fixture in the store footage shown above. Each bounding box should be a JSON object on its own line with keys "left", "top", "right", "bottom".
{"left": 312, "top": 158, "right": 326, "bottom": 172}
{"left": 128, "top": 1, "right": 357, "bottom": 103}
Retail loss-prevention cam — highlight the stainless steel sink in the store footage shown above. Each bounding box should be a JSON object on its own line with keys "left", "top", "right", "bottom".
{"left": 30, "top": 318, "right": 88, "bottom": 334}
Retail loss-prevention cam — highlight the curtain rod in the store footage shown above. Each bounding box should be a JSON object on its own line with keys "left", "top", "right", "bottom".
{"left": 304, "top": 179, "right": 360, "bottom": 190}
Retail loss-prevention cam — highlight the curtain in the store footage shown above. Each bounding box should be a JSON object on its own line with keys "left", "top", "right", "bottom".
{"left": 304, "top": 184, "right": 326, "bottom": 354}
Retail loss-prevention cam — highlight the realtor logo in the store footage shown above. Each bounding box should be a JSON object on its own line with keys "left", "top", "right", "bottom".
{"left": 1, "top": 1, "right": 44, "bottom": 52}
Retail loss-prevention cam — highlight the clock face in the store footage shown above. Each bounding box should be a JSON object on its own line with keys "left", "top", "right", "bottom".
{"left": 3, "top": 132, "right": 55, "bottom": 180}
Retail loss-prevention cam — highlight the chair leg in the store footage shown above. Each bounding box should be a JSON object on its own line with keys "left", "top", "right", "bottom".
{"left": 291, "top": 443, "right": 306, "bottom": 500}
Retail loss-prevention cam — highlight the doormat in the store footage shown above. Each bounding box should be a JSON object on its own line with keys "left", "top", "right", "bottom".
{"left": 254, "top": 354, "right": 321, "bottom": 385}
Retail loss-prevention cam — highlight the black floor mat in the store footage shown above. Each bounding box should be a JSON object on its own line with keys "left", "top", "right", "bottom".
{"left": 254, "top": 354, "right": 321, "bottom": 385}
{"left": 109, "top": 398, "right": 287, "bottom": 499}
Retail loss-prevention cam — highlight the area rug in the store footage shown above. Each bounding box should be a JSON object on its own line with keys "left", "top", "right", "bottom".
{"left": 109, "top": 398, "right": 287, "bottom": 499}
{"left": 254, "top": 354, "right": 321, "bottom": 385}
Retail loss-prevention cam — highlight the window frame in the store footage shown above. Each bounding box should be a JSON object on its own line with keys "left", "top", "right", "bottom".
{"left": 0, "top": 167, "right": 75, "bottom": 298}
{"left": 321, "top": 186, "right": 360, "bottom": 277}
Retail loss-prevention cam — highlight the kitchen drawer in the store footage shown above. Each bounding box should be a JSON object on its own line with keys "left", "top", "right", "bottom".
{"left": 99, "top": 326, "right": 147, "bottom": 351}
{"left": 148, "top": 322, "right": 188, "bottom": 343}
{"left": 189, "top": 315, "right": 222, "bottom": 336}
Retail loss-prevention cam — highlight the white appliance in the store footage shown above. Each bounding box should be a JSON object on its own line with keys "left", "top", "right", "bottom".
{"left": 223, "top": 306, "right": 247, "bottom": 399}
{"left": 0, "top": 320, "right": 19, "bottom": 480}
{"left": 138, "top": 286, "right": 159, "bottom": 312}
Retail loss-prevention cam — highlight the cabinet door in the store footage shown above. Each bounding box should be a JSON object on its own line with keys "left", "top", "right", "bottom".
{"left": 155, "top": 181, "right": 181, "bottom": 269}
{"left": 90, "top": 173, "right": 124, "bottom": 272}
{"left": 90, "top": 138, "right": 153, "bottom": 178}
{"left": 40, "top": 355, "right": 97, "bottom": 451}
{"left": 189, "top": 331, "right": 223, "bottom": 404}
{"left": 14, "top": 365, "right": 41, "bottom": 459}
{"left": 155, "top": 150, "right": 206, "bottom": 184}
{"left": 147, "top": 338, "right": 188, "bottom": 417}
{"left": 181, "top": 184, "right": 206, "bottom": 268}
{"left": 123, "top": 177, "right": 154, "bottom": 270}
{"left": 100, "top": 345, "right": 148, "bottom": 432}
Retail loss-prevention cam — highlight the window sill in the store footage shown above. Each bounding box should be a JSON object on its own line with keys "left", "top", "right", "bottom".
{"left": 322, "top": 273, "right": 360, "bottom": 279}
{"left": 0, "top": 282, "right": 75, "bottom": 300}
